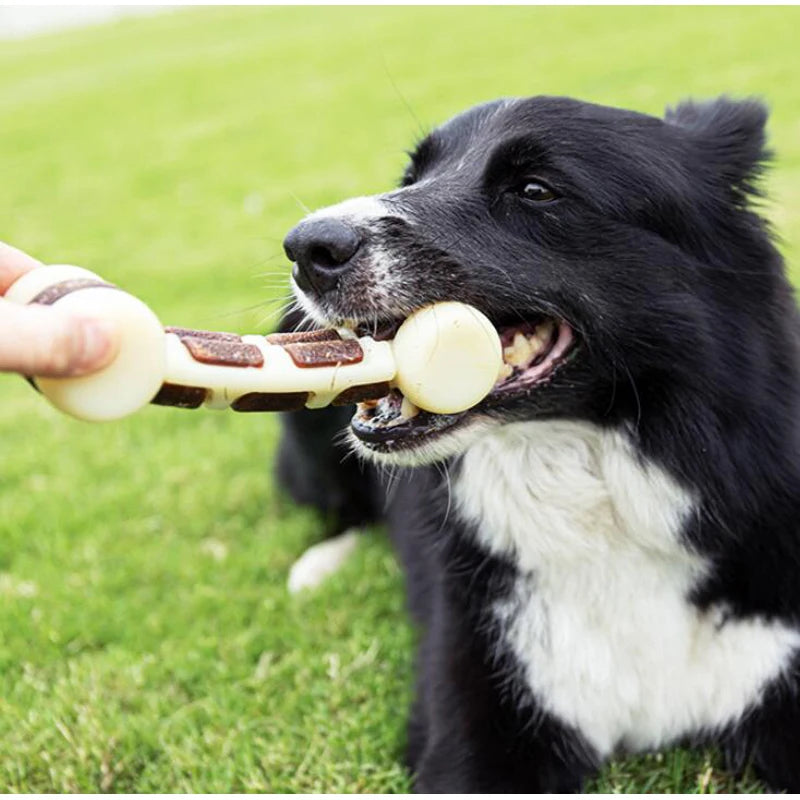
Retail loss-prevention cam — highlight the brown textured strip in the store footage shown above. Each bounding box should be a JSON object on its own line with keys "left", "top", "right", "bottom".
{"left": 151, "top": 383, "right": 208, "bottom": 408}
{"left": 265, "top": 329, "right": 341, "bottom": 345}
{"left": 331, "top": 381, "right": 391, "bottom": 406}
{"left": 283, "top": 339, "right": 363, "bottom": 368}
{"left": 180, "top": 336, "right": 264, "bottom": 367}
{"left": 231, "top": 392, "right": 309, "bottom": 412}
{"left": 30, "top": 278, "right": 115, "bottom": 306}
{"left": 166, "top": 326, "right": 241, "bottom": 341}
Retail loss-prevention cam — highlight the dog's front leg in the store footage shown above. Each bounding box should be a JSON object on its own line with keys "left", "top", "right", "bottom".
{"left": 409, "top": 582, "right": 598, "bottom": 793}
{"left": 722, "top": 660, "right": 800, "bottom": 792}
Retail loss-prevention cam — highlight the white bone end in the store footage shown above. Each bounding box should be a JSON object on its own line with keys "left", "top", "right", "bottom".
{"left": 392, "top": 302, "right": 502, "bottom": 414}
{"left": 35, "top": 288, "right": 166, "bottom": 421}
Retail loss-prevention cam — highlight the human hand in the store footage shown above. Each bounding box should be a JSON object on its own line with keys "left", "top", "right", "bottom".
{"left": 0, "top": 242, "right": 118, "bottom": 377}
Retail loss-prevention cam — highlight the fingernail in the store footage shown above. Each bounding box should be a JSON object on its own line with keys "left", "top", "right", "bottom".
{"left": 76, "top": 318, "right": 118, "bottom": 371}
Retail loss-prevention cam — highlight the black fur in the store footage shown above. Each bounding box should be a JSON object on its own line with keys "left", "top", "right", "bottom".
{"left": 275, "top": 96, "right": 800, "bottom": 792}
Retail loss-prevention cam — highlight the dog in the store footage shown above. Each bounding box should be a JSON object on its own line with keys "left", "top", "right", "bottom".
{"left": 274, "top": 95, "right": 800, "bottom": 792}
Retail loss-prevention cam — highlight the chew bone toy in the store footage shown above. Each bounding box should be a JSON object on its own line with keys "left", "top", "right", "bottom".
{"left": 6, "top": 265, "right": 503, "bottom": 422}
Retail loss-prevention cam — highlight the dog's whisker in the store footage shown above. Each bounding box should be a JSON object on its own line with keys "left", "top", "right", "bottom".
{"left": 382, "top": 56, "right": 427, "bottom": 140}
{"left": 209, "top": 299, "right": 290, "bottom": 323}
{"left": 252, "top": 269, "right": 291, "bottom": 279}
{"left": 289, "top": 191, "right": 312, "bottom": 215}
{"left": 255, "top": 299, "right": 301, "bottom": 330}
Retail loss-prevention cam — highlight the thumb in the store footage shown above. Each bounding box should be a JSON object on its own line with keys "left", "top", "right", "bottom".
{"left": 0, "top": 299, "right": 118, "bottom": 377}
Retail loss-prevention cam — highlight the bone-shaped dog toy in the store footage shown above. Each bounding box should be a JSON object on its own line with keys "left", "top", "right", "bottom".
{"left": 5, "top": 265, "right": 503, "bottom": 422}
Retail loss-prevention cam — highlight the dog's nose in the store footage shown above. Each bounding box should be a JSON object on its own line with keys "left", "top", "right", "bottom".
{"left": 283, "top": 218, "right": 361, "bottom": 295}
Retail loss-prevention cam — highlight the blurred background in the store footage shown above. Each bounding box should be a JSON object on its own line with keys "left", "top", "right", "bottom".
{"left": 0, "top": 6, "right": 797, "bottom": 791}
{"left": 0, "top": 6, "right": 169, "bottom": 38}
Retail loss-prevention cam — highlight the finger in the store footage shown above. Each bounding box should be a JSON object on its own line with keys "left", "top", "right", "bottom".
{"left": 0, "top": 299, "right": 118, "bottom": 377}
{"left": 0, "top": 241, "right": 43, "bottom": 295}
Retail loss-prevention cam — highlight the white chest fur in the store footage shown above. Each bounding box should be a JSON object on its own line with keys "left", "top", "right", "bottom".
{"left": 454, "top": 420, "right": 800, "bottom": 756}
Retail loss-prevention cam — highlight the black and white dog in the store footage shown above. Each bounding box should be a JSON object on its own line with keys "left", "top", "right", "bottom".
{"left": 275, "top": 95, "right": 800, "bottom": 792}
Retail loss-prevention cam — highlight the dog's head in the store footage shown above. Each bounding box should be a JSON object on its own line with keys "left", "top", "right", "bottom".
{"left": 284, "top": 95, "right": 785, "bottom": 466}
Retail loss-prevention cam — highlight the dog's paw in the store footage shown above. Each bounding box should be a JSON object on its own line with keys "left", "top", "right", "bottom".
{"left": 287, "top": 528, "right": 360, "bottom": 594}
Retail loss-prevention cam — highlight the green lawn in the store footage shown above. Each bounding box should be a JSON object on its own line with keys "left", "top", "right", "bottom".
{"left": 0, "top": 6, "right": 797, "bottom": 792}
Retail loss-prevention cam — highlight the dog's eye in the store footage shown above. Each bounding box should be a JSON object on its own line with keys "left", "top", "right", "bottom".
{"left": 514, "top": 181, "right": 558, "bottom": 203}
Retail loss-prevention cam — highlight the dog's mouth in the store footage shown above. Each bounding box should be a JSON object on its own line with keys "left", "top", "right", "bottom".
{"left": 350, "top": 315, "right": 576, "bottom": 454}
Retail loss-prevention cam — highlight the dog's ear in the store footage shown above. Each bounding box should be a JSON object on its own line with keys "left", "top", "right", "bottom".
{"left": 665, "top": 96, "right": 770, "bottom": 202}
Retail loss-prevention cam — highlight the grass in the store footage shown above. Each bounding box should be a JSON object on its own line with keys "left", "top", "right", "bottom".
{"left": 0, "top": 6, "right": 798, "bottom": 792}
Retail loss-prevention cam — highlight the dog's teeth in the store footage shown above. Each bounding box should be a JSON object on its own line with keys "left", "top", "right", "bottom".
{"left": 527, "top": 333, "right": 544, "bottom": 355}
{"left": 497, "top": 362, "right": 514, "bottom": 381}
{"left": 504, "top": 332, "right": 535, "bottom": 366}
{"left": 502, "top": 323, "right": 556, "bottom": 369}
{"left": 400, "top": 395, "right": 420, "bottom": 419}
